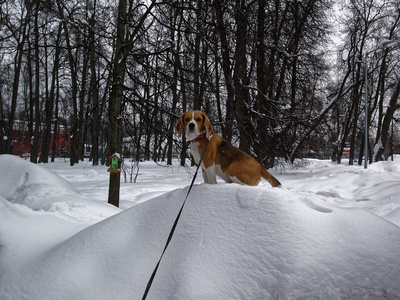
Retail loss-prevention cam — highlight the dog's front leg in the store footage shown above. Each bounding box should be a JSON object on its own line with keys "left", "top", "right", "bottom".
{"left": 202, "top": 166, "right": 217, "bottom": 184}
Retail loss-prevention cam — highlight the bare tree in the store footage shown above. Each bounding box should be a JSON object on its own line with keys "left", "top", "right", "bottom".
{"left": 107, "top": 0, "right": 157, "bottom": 207}
{"left": 3, "top": 1, "right": 29, "bottom": 155}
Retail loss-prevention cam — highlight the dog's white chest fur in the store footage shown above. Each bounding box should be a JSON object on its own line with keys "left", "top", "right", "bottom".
{"left": 189, "top": 141, "right": 202, "bottom": 166}
{"left": 190, "top": 141, "right": 231, "bottom": 184}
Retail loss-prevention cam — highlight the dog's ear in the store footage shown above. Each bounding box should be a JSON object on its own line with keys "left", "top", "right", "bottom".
{"left": 203, "top": 113, "right": 213, "bottom": 138}
{"left": 176, "top": 114, "right": 184, "bottom": 137}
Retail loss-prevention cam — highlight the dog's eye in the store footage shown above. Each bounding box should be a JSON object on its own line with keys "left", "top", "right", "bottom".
{"left": 184, "top": 118, "right": 190, "bottom": 122}
{"left": 196, "top": 118, "right": 202, "bottom": 122}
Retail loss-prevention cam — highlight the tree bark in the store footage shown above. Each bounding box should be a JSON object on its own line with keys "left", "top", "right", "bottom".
{"left": 30, "top": 3, "right": 41, "bottom": 163}
{"left": 374, "top": 79, "right": 400, "bottom": 161}
{"left": 107, "top": 0, "right": 128, "bottom": 207}
{"left": 56, "top": 0, "right": 79, "bottom": 166}
{"left": 214, "top": 0, "right": 234, "bottom": 142}
{"left": 6, "top": 12, "right": 28, "bottom": 155}
{"left": 108, "top": 0, "right": 157, "bottom": 206}
{"left": 40, "top": 24, "right": 62, "bottom": 163}
{"left": 89, "top": 5, "right": 100, "bottom": 165}
{"left": 233, "top": 0, "right": 251, "bottom": 152}
{"left": 193, "top": 0, "right": 203, "bottom": 110}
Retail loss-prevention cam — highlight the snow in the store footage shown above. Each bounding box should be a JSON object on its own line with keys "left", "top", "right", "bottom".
{"left": 1, "top": 154, "right": 400, "bottom": 299}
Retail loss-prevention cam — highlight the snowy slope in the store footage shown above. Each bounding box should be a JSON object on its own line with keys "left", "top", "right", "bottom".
{"left": 1, "top": 155, "right": 400, "bottom": 299}
{"left": 0, "top": 155, "right": 121, "bottom": 223}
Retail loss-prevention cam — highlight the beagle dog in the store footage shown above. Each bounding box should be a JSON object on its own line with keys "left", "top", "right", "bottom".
{"left": 176, "top": 110, "right": 281, "bottom": 187}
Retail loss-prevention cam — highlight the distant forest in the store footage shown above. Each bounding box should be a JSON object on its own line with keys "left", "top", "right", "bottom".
{"left": 1, "top": 0, "right": 399, "bottom": 167}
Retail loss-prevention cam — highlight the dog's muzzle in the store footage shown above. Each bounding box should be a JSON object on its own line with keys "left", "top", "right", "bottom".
{"left": 188, "top": 122, "right": 195, "bottom": 131}
{"left": 186, "top": 122, "right": 199, "bottom": 141}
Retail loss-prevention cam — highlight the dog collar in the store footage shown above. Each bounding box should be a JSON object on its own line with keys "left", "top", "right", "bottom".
{"left": 190, "top": 132, "right": 213, "bottom": 142}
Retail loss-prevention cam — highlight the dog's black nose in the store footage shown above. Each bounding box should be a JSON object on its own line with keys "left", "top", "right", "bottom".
{"left": 188, "top": 123, "right": 195, "bottom": 130}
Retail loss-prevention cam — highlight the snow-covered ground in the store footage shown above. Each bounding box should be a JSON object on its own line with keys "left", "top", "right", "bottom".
{"left": 1, "top": 154, "right": 400, "bottom": 299}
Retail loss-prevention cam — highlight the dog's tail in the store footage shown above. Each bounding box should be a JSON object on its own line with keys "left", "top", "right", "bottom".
{"left": 261, "top": 167, "right": 282, "bottom": 187}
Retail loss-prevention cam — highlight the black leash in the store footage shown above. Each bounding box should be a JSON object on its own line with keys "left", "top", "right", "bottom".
{"left": 141, "top": 134, "right": 212, "bottom": 300}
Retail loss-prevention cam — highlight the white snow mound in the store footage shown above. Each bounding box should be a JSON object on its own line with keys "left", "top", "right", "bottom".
{"left": 2, "top": 184, "right": 400, "bottom": 299}
{"left": 1, "top": 155, "right": 400, "bottom": 299}
{"left": 0, "top": 155, "right": 120, "bottom": 222}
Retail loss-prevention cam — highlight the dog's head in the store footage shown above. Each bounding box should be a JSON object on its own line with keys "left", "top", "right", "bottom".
{"left": 176, "top": 110, "right": 213, "bottom": 141}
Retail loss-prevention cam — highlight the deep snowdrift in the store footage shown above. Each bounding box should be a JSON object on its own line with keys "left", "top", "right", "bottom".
{"left": 0, "top": 155, "right": 120, "bottom": 223}
{"left": 1, "top": 155, "right": 400, "bottom": 299}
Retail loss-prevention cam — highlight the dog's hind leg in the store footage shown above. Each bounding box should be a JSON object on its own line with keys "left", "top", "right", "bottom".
{"left": 230, "top": 173, "right": 260, "bottom": 186}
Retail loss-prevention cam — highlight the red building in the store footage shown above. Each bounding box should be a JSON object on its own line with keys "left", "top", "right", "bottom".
{"left": 7, "top": 121, "right": 70, "bottom": 157}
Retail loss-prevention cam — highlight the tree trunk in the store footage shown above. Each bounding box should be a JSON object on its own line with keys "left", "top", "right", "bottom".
{"left": 233, "top": 0, "right": 251, "bottom": 152}
{"left": 31, "top": 4, "right": 40, "bottom": 163}
{"left": 167, "top": 3, "right": 181, "bottom": 166}
{"left": 107, "top": 0, "right": 128, "bottom": 207}
{"left": 78, "top": 41, "right": 89, "bottom": 162}
{"left": 56, "top": 0, "right": 79, "bottom": 166}
{"left": 89, "top": 9, "right": 100, "bottom": 165}
{"left": 193, "top": 0, "right": 203, "bottom": 110}
{"left": 6, "top": 14, "right": 28, "bottom": 154}
{"left": 374, "top": 79, "right": 400, "bottom": 161}
{"left": 51, "top": 77, "right": 60, "bottom": 163}
{"left": 40, "top": 24, "right": 62, "bottom": 163}
{"left": 214, "top": 0, "right": 234, "bottom": 142}
{"left": 254, "top": 0, "right": 274, "bottom": 167}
